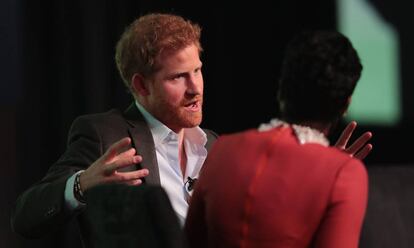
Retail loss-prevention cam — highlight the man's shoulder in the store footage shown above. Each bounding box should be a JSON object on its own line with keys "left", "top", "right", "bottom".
{"left": 200, "top": 128, "right": 219, "bottom": 152}
{"left": 202, "top": 128, "right": 219, "bottom": 139}
{"left": 74, "top": 108, "right": 124, "bottom": 123}
{"left": 66, "top": 106, "right": 142, "bottom": 146}
{"left": 70, "top": 108, "right": 128, "bottom": 130}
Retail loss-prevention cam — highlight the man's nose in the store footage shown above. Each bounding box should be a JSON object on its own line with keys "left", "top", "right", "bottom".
{"left": 186, "top": 74, "right": 202, "bottom": 95}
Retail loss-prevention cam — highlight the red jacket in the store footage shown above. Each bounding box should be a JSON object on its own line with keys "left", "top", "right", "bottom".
{"left": 185, "top": 126, "right": 368, "bottom": 248}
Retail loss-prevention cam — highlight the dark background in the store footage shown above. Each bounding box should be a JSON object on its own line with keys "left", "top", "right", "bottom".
{"left": 1, "top": 0, "right": 413, "bottom": 247}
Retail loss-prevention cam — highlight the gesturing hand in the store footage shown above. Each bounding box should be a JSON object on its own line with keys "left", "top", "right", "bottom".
{"left": 334, "top": 121, "right": 373, "bottom": 160}
{"left": 80, "top": 137, "right": 149, "bottom": 192}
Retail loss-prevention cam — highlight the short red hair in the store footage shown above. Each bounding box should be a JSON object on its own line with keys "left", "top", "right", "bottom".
{"left": 115, "top": 13, "right": 202, "bottom": 90}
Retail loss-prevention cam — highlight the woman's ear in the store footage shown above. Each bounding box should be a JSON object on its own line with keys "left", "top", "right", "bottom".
{"left": 341, "top": 97, "right": 352, "bottom": 117}
{"left": 131, "top": 73, "right": 150, "bottom": 97}
{"left": 277, "top": 90, "right": 285, "bottom": 114}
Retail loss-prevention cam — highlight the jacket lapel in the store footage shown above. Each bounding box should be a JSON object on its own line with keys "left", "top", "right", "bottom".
{"left": 123, "top": 104, "right": 161, "bottom": 185}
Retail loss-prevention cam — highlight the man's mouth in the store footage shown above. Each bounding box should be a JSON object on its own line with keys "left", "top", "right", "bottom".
{"left": 184, "top": 100, "right": 201, "bottom": 112}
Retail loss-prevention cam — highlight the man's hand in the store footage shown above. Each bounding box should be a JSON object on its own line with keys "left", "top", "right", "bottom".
{"left": 334, "top": 121, "right": 373, "bottom": 160}
{"left": 80, "top": 137, "right": 149, "bottom": 192}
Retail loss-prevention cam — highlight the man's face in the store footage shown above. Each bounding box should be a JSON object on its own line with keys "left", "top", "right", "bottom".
{"left": 141, "top": 44, "right": 203, "bottom": 133}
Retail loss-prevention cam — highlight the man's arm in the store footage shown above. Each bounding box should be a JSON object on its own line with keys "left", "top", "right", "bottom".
{"left": 11, "top": 116, "right": 148, "bottom": 238}
{"left": 11, "top": 116, "right": 102, "bottom": 238}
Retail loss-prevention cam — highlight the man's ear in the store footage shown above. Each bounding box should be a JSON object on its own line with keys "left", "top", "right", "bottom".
{"left": 131, "top": 73, "right": 150, "bottom": 97}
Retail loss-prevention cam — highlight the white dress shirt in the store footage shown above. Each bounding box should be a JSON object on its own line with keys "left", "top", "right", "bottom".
{"left": 135, "top": 102, "right": 208, "bottom": 225}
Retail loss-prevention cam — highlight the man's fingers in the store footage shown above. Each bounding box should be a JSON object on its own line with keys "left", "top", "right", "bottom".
{"left": 103, "top": 137, "right": 132, "bottom": 162}
{"left": 335, "top": 121, "right": 357, "bottom": 149}
{"left": 104, "top": 147, "right": 139, "bottom": 174}
{"left": 125, "top": 179, "right": 143, "bottom": 186}
{"left": 354, "top": 144, "right": 373, "bottom": 160}
{"left": 345, "top": 131, "right": 373, "bottom": 155}
{"left": 103, "top": 155, "right": 143, "bottom": 175}
{"left": 114, "top": 169, "right": 149, "bottom": 182}
{"left": 116, "top": 148, "right": 137, "bottom": 160}
{"left": 117, "top": 155, "right": 143, "bottom": 169}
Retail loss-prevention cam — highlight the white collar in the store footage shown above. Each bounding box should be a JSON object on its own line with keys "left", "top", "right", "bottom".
{"left": 134, "top": 101, "right": 207, "bottom": 148}
{"left": 258, "top": 118, "right": 329, "bottom": 147}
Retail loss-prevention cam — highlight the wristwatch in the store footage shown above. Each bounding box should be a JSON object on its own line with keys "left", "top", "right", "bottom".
{"left": 74, "top": 171, "right": 86, "bottom": 204}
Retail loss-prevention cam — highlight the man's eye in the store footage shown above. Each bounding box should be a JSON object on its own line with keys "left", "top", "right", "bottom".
{"left": 172, "top": 74, "right": 184, "bottom": 80}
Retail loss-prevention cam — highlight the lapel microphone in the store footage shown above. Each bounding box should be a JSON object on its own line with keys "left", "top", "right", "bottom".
{"left": 185, "top": 177, "right": 198, "bottom": 191}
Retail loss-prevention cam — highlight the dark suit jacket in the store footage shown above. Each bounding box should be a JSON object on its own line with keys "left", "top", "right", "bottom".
{"left": 11, "top": 103, "right": 217, "bottom": 244}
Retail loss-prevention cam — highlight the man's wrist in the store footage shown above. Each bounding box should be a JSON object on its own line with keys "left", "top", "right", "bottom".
{"left": 74, "top": 171, "right": 86, "bottom": 204}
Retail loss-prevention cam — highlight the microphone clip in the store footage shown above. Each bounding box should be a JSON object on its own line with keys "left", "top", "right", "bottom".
{"left": 185, "top": 177, "right": 198, "bottom": 191}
